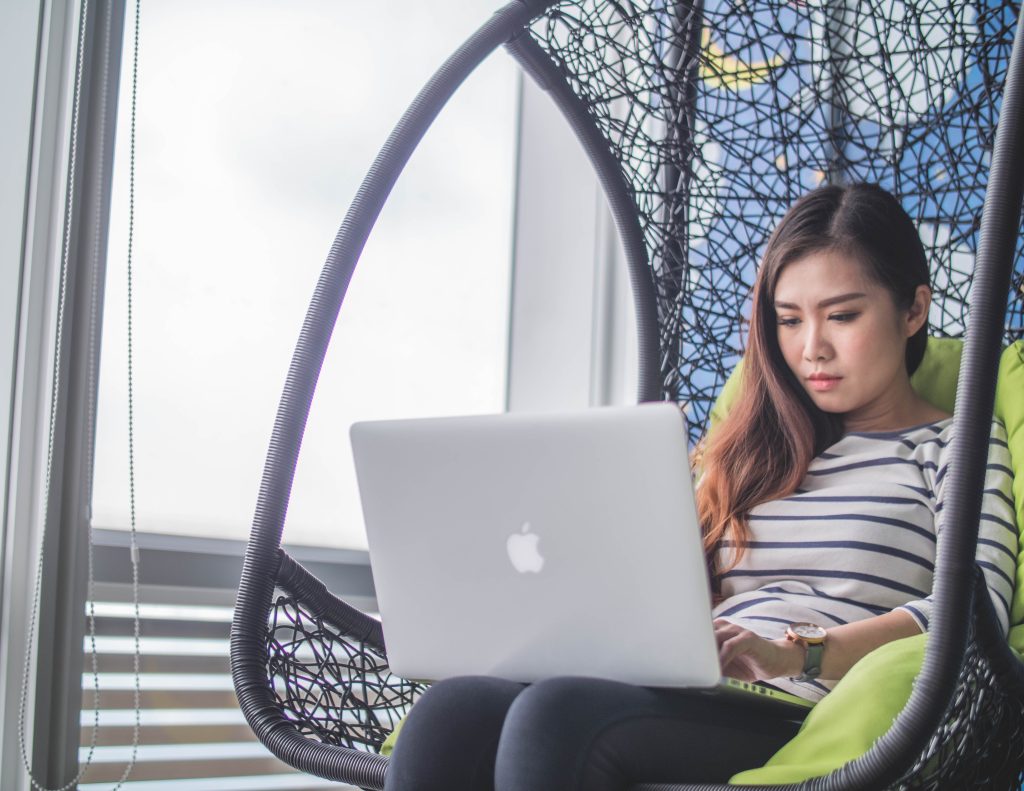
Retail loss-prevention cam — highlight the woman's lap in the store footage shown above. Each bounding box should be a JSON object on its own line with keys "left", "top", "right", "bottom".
{"left": 384, "top": 675, "right": 804, "bottom": 791}
{"left": 384, "top": 676, "right": 525, "bottom": 791}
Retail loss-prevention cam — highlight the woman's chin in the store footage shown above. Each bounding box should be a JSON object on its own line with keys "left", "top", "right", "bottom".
{"left": 806, "top": 390, "right": 851, "bottom": 414}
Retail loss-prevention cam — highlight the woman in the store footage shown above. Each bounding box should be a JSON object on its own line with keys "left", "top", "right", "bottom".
{"left": 384, "top": 183, "right": 1017, "bottom": 790}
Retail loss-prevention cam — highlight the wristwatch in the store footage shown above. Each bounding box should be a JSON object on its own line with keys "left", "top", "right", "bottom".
{"left": 786, "top": 622, "right": 828, "bottom": 682}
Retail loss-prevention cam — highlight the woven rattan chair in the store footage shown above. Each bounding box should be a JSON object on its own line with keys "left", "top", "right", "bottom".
{"left": 230, "top": 1, "right": 1024, "bottom": 789}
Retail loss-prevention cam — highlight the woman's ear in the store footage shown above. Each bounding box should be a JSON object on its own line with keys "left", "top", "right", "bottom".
{"left": 905, "top": 285, "right": 931, "bottom": 336}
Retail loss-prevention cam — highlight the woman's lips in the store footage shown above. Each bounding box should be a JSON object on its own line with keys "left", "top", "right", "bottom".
{"left": 808, "top": 376, "right": 842, "bottom": 391}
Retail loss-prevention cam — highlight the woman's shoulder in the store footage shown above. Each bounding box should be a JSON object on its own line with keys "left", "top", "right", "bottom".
{"left": 920, "top": 412, "right": 1010, "bottom": 442}
{"left": 817, "top": 413, "right": 952, "bottom": 464}
{"left": 915, "top": 413, "right": 1011, "bottom": 471}
{"left": 936, "top": 414, "right": 1010, "bottom": 451}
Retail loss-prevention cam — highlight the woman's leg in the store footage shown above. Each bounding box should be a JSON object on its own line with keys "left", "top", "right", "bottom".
{"left": 384, "top": 675, "right": 526, "bottom": 791}
{"left": 494, "top": 676, "right": 804, "bottom": 791}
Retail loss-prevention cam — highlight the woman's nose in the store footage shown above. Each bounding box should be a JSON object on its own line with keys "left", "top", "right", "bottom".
{"left": 802, "top": 323, "right": 831, "bottom": 362}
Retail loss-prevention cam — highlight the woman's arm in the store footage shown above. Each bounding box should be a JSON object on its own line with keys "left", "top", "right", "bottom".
{"left": 716, "top": 608, "right": 921, "bottom": 683}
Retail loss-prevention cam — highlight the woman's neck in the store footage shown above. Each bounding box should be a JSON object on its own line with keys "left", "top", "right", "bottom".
{"left": 841, "top": 384, "right": 950, "bottom": 435}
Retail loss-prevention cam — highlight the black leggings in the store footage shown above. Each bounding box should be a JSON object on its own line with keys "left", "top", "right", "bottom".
{"left": 384, "top": 675, "right": 805, "bottom": 791}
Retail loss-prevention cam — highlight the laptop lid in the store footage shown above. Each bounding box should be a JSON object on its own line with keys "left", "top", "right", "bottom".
{"left": 350, "top": 402, "right": 724, "bottom": 688}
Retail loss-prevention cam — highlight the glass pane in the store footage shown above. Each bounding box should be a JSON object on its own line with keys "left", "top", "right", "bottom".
{"left": 92, "top": 1, "right": 517, "bottom": 550}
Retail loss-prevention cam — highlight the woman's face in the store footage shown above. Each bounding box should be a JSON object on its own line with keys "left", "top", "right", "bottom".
{"left": 772, "top": 249, "right": 930, "bottom": 426}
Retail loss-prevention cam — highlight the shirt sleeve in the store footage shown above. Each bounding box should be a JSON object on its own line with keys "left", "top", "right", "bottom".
{"left": 895, "top": 418, "right": 1017, "bottom": 634}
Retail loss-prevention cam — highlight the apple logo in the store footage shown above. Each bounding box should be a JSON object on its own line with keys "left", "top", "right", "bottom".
{"left": 506, "top": 522, "right": 545, "bottom": 573}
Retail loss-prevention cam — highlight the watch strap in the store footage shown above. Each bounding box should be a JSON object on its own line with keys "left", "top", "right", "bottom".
{"left": 795, "top": 641, "right": 824, "bottom": 682}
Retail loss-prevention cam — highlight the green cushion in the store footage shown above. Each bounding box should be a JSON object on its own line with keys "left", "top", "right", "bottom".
{"left": 907, "top": 336, "right": 964, "bottom": 415}
{"left": 1001, "top": 342, "right": 1024, "bottom": 625}
{"left": 729, "top": 633, "right": 927, "bottom": 784}
{"left": 381, "top": 716, "right": 403, "bottom": 757}
{"left": 726, "top": 338, "right": 1024, "bottom": 784}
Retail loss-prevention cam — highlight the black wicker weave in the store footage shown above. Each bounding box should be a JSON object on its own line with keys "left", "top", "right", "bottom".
{"left": 231, "top": 1, "right": 1024, "bottom": 789}
{"left": 525, "top": 0, "right": 1024, "bottom": 446}
{"left": 265, "top": 551, "right": 427, "bottom": 754}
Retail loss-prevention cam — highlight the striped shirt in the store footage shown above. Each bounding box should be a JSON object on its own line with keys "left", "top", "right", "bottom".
{"left": 711, "top": 417, "right": 1017, "bottom": 702}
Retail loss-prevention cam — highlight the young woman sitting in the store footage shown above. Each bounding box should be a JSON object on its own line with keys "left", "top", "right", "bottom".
{"left": 382, "top": 182, "right": 1017, "bottom": 791}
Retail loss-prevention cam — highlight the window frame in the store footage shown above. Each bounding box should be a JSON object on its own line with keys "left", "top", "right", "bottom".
{"left": 1, "top": 1, "right": 128, "bottom": 788}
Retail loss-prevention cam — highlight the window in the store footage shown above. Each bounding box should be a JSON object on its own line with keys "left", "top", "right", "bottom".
{"left": 79, "top": 2, "right": 519, "bottom": 788}
{"left": 92, "top": 0, "right": 518, "bottom": 552}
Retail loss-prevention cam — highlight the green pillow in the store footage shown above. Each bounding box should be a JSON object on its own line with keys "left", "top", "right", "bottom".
{"left": 907, "top": 336, "right": 964, "bottom": 415}
{"left": 729, "top": 623, "right": 1024, "bottom": 785}
{"left": 381, "top": 715, "right": 404, "bottom": 757}
{"left": 727, "top": 338, "right": 1024, "bottom": 785}
{"left": 1001, "top": 342, "right": 1024, "bottom": 626}
{"left": 729, "top": 633, "right": 927, "bottom": 784}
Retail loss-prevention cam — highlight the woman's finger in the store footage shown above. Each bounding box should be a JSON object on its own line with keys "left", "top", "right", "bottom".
{"left": 713, "top": 622, "right": 743, "bottom": 647}
{"left": 719, "top": 632, "right": 755, "bottom": 668}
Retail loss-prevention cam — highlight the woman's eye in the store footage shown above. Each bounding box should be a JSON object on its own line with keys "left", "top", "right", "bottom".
{"left": 777, "top": 317, "right": 799, "bottom": 327}
{"left": 830, "top": 312, "right": 859, "bottom": 322}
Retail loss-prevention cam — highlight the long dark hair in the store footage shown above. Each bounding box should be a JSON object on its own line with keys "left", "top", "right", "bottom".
{"left": 694, "top": 182, "right": 931, "bottom": 584}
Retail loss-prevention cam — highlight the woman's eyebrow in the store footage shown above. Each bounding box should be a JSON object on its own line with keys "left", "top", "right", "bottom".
{"left": 774, "top": 292, "right": 867, "bottom": 310}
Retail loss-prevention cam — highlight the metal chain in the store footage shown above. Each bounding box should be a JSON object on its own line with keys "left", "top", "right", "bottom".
{"left": 17, "top": 0, "right": 143, "bottom": 788}
{"left": 121, "top": 0, "right": 145, "bottom": 783}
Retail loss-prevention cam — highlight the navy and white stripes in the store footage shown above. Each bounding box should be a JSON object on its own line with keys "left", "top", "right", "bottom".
{"left": 712, "top": 417, "right": 1017, "bottom": 702}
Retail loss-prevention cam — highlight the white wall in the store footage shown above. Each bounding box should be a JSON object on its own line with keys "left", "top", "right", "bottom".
{"left": 507, "top": 75, "right": 637, "bottom": 412}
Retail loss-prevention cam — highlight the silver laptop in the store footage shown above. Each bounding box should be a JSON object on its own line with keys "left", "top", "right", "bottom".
{"left": 350, "top": 402, "right": 813, "bottom": 714}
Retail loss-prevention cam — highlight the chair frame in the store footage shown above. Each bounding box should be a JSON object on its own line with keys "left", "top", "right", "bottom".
{"left": 230, "top": 2, "right": 1024, "bottom": 788}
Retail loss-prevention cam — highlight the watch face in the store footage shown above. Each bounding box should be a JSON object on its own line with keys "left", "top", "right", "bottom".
{"left": 790, "top": 622, "right": 827, "bottom": 641}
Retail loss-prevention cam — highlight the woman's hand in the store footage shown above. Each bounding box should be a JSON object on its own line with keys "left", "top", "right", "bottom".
{"left": 714, "top": 610, "right": 922, "bottom": 683}
{"left": 713, "top": 618, "right": 803, "bottom": 682}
